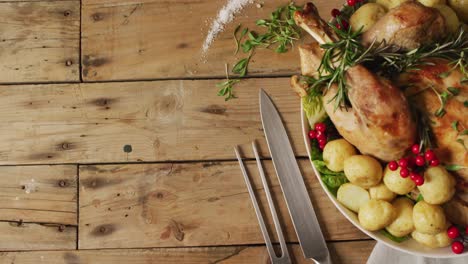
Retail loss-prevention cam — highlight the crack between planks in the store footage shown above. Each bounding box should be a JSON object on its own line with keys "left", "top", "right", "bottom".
{"left": 210, "top": 246, "right": 249, "bottom": 264}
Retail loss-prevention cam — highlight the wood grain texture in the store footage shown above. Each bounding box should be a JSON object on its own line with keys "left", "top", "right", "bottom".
{"left": 0, "top": 222, "right": 76, "bottom": 251}
{"left": 81, "top": 0, "right": 338, "bottom": 81}
{"left": 79, "top": 160, "right": 367, "bottom": 249}
{"left": 0, "top": 1, "right": 79, "bottom": 83}
{"left": 0, "top": 78, "right": 306, "bottom": 164}
{"left": 0, "top": 165, "right": 77, "bottom": 225}
{"left": 0, "top": 241, "right": 375, "bottom": 263}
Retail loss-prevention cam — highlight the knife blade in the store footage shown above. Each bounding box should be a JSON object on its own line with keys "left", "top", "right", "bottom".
{"left": 259, "top": 89, "right": 331, "bottom": 263}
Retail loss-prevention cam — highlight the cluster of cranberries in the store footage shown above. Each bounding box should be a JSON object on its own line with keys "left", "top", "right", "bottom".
{"left": 447, "top": 225, "right": 468, "bottom": 254}
{"left": 308, "top": 122, "right": 328, "bottom": 150}
{"left": 387, "top": 144, "right": 440, "bottom": 186}
{"left": 331, "top": 0, "right": 365, "bottom": 30}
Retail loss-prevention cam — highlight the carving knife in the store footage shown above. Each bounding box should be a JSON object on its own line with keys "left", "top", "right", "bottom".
{"left": 259, "top": 89, "right": 331, "bottom": 263}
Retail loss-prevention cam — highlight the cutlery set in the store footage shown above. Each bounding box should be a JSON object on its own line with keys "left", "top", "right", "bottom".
{"left": 234, "top": 89, "right": 331, "bottom": 264}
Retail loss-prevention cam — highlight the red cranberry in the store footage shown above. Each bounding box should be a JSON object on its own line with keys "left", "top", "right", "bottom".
{"left": 430, "top": 159, "right": 440, "bottom": 167}
{"left": 388, "top": 161, "right": 398, "bottom": 171}
{"left": 447, "top": 226, "right": 460, "bottom": 239}
{"left": 400, "top": 168, "right": 409, "bottom": 178}
{"left": 411, "top": 144, "right": 420, "bottom": 154}
{"left": 415, "top": 155, "right": 425, "bottom": 166}
{"left": 452, "top": 241, "right": 464, "bottom": 254}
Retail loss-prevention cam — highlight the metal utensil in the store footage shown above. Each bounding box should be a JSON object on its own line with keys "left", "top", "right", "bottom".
{"left": 234, "top": 143, "right": 291, "bottom": 264}
{"left": 259, "top": 89, "right": 331, "bottom": 264}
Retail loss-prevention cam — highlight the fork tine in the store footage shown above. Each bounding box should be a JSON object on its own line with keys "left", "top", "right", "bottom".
{"left": 234, "top": 146, "right": 277, "bottom": 262}
{"left": 252, "top": 142, "right": 291, "bottom": 261}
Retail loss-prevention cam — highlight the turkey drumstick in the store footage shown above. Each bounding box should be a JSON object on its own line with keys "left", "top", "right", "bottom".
{"left": 293, "top": 3, "right": 417, "bottom": 162}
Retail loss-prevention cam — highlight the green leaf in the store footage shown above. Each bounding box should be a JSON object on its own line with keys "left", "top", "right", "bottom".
{"left": 456, "top": 139, "right": 467, "bottom": 150}
{"left": 256, "top": 19, "right": 266, "bottom": 26}
{"left": 416, "top": 194, "right": 424, "bottom": 202}
{"left": 448, "top": 87, "right": 460, "bottom": 95}
{"left": 438, "top": 71, "right": 450, "bottom": 78}
{"left": 465, "top": 100, "right": 468, "bottom": 107}
{"left": 241, "top": 41, "right": 253, "bottom": 53}
{"left": 313, "top": 160, "right": 344, "bottom": 176}
{"left": 451, "top": 120, "right": 459, "bottom": 131}
{"left": 381, "top": 229, "right": 410, "bottom": 243}
{"left": 234, "top": 26, "right": 248, "bottom": 55}
{"left": 232, "top": 57, "right": 250, "bottom": 77}
{"left": 445, "top": 164, "right": 467, "bottom": 171}
{"left": 461, "top": 130, "right": 468, "bottom": 135}
{"left": 435, "top": 108, "right": 446, "bottom": 117}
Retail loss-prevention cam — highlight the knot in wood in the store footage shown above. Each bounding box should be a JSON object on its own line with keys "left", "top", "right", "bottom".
{"left": 58, "top": 225, "right": 66, "bottom": 232}
{"left": 65, "top": 60, "right": 73, "bottom": 66}
{"left": 58, "top": 180, "right": 67, "bottom": 187}
{"left": 63, "top": 10, "right": 71, "bottom": 17}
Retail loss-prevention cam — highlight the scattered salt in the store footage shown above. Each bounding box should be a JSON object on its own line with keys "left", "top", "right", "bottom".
{"left": 201, "top": 0, "right": 254, "bottom": 55}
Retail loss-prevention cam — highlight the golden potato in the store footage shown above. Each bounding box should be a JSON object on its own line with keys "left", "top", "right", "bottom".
{"left": 376, "top": 0, "right": 410, "bottom": 9}
{"left": 350, "top": 3, "right": 387, "bottom": 32}
{"left": 359, "top": 199, "right": 395, "bottom": 231}
{"left": 337, "top": 183, "right": 370, "bottom": 213}
{"left": 344, "top": 155, "right": 383, "bottom": 188}
{"left": 434, "top": 4, "right": 460, "bottom": 33}
{"left": 417, "top": 166, "right": 456, "bottom": 205}
{"left": 383, "top": 166, "right": 416, "bottom": 195}
{"left": 386, "top": 198, "right": 414, "bottom": 237}
{"left": 412, "top": 229, "right": 452, "bottom": 248}
{"left": 413, "top": 201, "right": 446, "bottom": 234}
{"left": 323, "top": 139, "right": 357, "bottom": 172}
{"left": 448, "top": 0, "right": 468, "bottom": 23}
{"left": 369, "top": 183, "right": 397, "bottom": 202}
{"left": 418, "top": 0, "right": 446, "bottom": 6}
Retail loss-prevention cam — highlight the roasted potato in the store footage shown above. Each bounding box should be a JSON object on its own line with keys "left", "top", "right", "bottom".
{"left": 434, "top": 4, "right": 461, "bottom": 33}
{"left": 344, "top": 155, "right": 383, "bottom": 188}
{"left": 386, "top": 198, "right": 414, "bottom": 237}
{"left": 350, "top": 3, "right": 387, "bottom": 32}
{"left": 376, "top": 0, "right": 410, "bottom": 9}
{"left": 369, "top": 183, "right": 396, "bottom": 202}
{"left": 323, "top": 139, "right": 357, "bottom": 172}
{"left": 337, "top": 183, "right": 371, "bottom": 213}
{"left": 413, "top": 201, "right": 446, "bottom": 235}
{"left": 417, "top": 166, "right": 456, "bottom": 205}
{"left": 448, "top": 0, "right": 468, "bottom": 23}
{"left": 412, "top": 228, "right": 452, "bottom": 248}
{"left": 383, "top": 166, "right": 416, "bottom": 195}
{"left": 359, "top": 199, "right": 395, "bottom": 231}
{"left": 418, "top": 0, "right": 446, "bottom": 6}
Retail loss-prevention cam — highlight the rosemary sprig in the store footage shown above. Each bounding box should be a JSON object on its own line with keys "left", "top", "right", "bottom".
{"left": 369, "top": 27, "right": 468, "bottom": 80}
{"left": 413, "top": 106, "right": 437, "bottom": 151}
{"left": 241, "top": 3, "right": 301, "bottom": 53}
{"left": 217, "top": 64, "right": 240, "bottom": 101}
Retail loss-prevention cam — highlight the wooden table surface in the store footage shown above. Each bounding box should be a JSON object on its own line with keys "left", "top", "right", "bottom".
{"left": 0, "top": 0, "right": 376, "bottom": 263}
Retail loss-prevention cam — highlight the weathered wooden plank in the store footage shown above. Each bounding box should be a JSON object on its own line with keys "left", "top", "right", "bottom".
{"left": 0, "top": 165, "right": 77, "bottom": 225}
{"left": 0, "top": 78, "right": 307, "bottom": 164}
{"left": 0, "top": 241, "right": 375, "bottom": 263}
{"left": 79, "top": 160, "right": 367, "bottom": 249}
{"left": 0, "top": 222, "right": 76, "bottom": 251}
{"left": 0, "top": 1, "right": 79, "bottom": 83}
{"left": 81, "top": 0, "right": 339, "bottom": 81}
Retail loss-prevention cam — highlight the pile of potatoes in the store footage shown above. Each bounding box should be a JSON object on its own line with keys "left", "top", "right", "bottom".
{"left": 349, "top": 0, "right": 468, "bottom": 34}
{"left": 322, "top": 139, "right": 457, "bottom": 248}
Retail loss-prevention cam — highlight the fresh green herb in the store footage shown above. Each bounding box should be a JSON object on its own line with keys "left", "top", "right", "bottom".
{"left": 370, "top": 28, "right": 468, "bottom": 81}
{"left": 216, "top": 64, "right": 240, "bottom": 101}
{"left": 456, "top": 138, "right": 467, "bottom": 150}
{"left": 313, "top": 160, "right": 344, "bottom": 176}
{"left": 231, "top": 53, "right": 252, "bottom": 77}
{"left": 416, "top": 194, "right": 424, "bottom": 202}
{"left": 432, "top": 87, "right": 451, "bottom": 117}
{"left": 461, "top": 130, "right": 468, "bottom": 135}
{"left": 465, "top": 100, "right": 468, "bottom": 107}
{"left": 313, "top": 26, "right": 374, "bottom": 110}
{"left": 381, "top": 229, "right": 410, "bottom": 243}
{"left": 446, "top": 164, "right": 467, "bottom": 171}
{"left": 234, "top": 25, "right": 248, "bottom": 55}
{"left": 452, "top": 120, "right": 459, "bottom": 131}
{"left": 448, "top": 87, "right": 460, "bottom": 96}
{"left": 413, "top": 107, "right": 437, "bottom": 151}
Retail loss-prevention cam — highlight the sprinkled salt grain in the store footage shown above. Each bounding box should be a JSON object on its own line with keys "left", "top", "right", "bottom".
{"left": 202, "top": 0, "right": 253, "bottom": 55}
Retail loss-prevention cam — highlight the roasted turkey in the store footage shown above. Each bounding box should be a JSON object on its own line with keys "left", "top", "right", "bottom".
{"left": 292, "top": 2, "right": 468, "bottom": 225}
{"left": 293, "top": 2, "right": 416, "bottom": 162}
{"left": 362, "top": 1, "right": 446, "bottom": 50}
